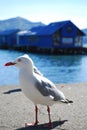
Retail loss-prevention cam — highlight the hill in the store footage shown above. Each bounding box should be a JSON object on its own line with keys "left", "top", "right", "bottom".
{"left": 0, "top": 16, "right": 45, "bottom": 31}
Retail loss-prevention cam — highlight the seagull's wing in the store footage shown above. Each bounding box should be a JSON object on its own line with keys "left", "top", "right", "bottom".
{"left": 35, "top": 77, "right": 65, "bottom": 102}
{"left": 34, "top": 66, "right": 43, "bottom": 76}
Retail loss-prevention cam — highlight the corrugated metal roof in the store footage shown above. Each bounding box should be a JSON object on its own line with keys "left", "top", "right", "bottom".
{"left": 0, "top": 29, "right": 20, "bottom": 35}
{"left": 37, "top": 20, "right": 69, "bottom": 35}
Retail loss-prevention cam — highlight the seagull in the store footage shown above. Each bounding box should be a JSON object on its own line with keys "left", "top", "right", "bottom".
{"left": 4, "top": 54, "right": 73, "bottom": 128}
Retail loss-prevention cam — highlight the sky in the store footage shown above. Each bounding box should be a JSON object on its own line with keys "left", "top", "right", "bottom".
{"left": 0, "top": 0, "right": 87, "bottom": 29}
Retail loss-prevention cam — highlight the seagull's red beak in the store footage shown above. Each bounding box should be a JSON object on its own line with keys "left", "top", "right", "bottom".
{"left": 4, "top": 62, "right": 16, "bottom": 66}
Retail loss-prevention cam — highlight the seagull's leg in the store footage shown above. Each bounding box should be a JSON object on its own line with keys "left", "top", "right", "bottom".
{"left": 43, "top": 106, "right": 53, "bottom": 128}
{"left": 34, "top": 105, "right": 39, "bottom": 125}
{"left": 47, "top": 106, "right": 53, "bottom": 128}
{"left": 25, "top": 105, "right": 39, "bottom": 127}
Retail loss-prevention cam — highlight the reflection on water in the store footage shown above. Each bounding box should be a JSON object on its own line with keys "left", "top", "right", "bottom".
{"left": 1, "top": 49, "right": 87, "bottom": 85}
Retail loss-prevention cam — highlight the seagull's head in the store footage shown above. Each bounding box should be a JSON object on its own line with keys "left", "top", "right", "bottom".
{"left": 4, "top": 54, "right": 34, "bottom": 69}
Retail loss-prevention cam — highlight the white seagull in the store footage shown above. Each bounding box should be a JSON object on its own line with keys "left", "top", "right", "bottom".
{"left": 4, "top": 54, "right": 73, "bottom": 128}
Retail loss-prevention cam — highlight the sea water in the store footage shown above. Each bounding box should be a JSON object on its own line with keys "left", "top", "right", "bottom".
{"left": 1, "top": 49, "right": 87, "bottom": 85}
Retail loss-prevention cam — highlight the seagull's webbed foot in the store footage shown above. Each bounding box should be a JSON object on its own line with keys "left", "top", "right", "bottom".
{"left": 43, "top": 106, "right": 53, "bottom": 128}
{"left": 25, "top": 120, "right": 39, "bottom": 127}
{"left": 25, "top": 105, "right": 39, "bottom": 127}
{"left": 43, "top": 122, "right": 53, "bottom": 128}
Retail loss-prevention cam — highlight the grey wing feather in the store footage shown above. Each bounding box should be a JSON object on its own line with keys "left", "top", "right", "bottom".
{"left": 35, "top": 80, "right": 63, "bottom": 101}
{"left": 34, "top": 66, "right": 43, "bottom": 76}
{"left": 35, "top": 80, "right": 50, "bottom": 96}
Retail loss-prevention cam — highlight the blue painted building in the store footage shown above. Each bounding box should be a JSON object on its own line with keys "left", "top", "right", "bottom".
{"left": 18, "top": 20, "right": 85, "bottom": 52}
{"left": 0, "top": 29, "right": 20, "bottom": 48}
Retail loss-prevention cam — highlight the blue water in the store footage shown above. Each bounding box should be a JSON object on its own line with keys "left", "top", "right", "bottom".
{"left": 1, "top": 49, "right": 87, "bottom": 85}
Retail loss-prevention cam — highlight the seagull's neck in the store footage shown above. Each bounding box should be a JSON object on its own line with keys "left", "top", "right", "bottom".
{"left": 20, "top": 66, "right": 33, "bottom": 75}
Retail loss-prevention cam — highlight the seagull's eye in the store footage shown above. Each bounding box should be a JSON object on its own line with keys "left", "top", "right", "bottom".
{"left": 18, "top": 58, "right": 21, "bottom": 62}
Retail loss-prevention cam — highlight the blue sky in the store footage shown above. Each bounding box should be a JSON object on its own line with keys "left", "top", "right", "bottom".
{"left": 0, "top": 0, "right": 87, "bottom": 29}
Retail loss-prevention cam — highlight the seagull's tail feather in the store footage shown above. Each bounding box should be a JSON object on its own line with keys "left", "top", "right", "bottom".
{"left": 66, "top": 99, "right": 73, "bottom": 103}
{"left": 61, "top": 98, "right": 73, "bottom": 104}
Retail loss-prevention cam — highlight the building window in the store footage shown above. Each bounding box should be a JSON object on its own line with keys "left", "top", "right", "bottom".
{"left": 2, "top": 36, "right": 6, "bottom": 43}
{"left": 53, "top": 33, "right": 60, "bottom": 46}
{"left": 62, "top": 37, "right": 73, "bottom": 44}
{"left": 28, "top": 36, "right": 39, "bottom": 42}
{"left": 67, "top": 26, "right": 73, "bottom": 33}
{"left": 75, "top": 37, "right": 82, "bottom": 46}
{"left": 20, "top": 36, "right": 24, "bottom": 41}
